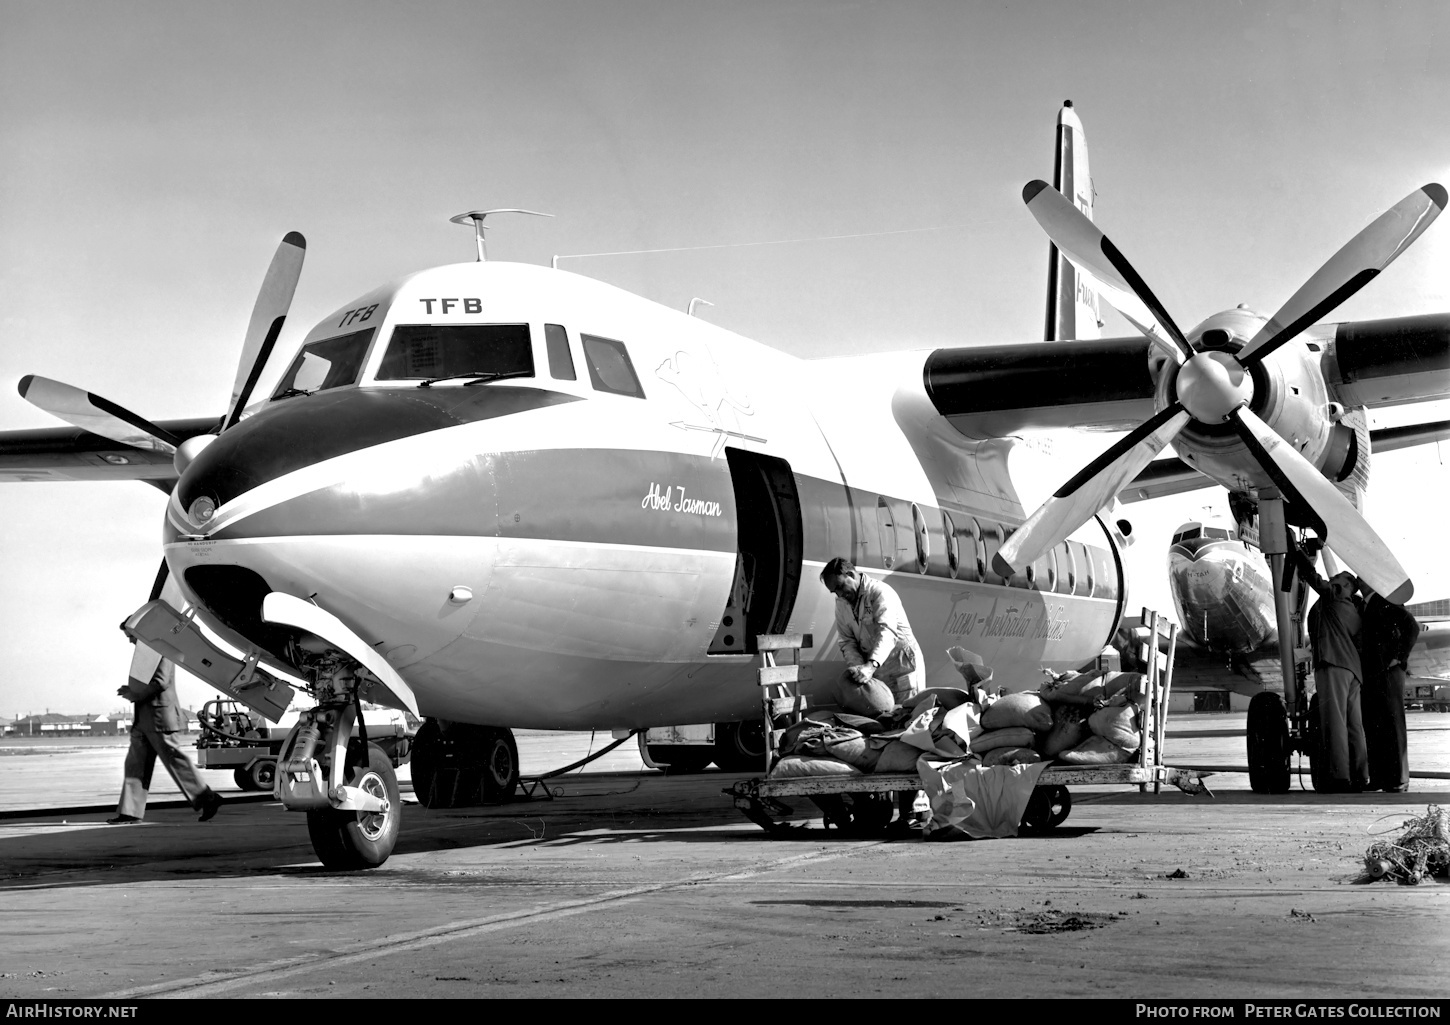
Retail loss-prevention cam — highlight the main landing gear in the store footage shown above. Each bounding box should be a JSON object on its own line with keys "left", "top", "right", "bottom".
{"left": 410, "top": 719, "right": 520, "bottom": 809}
{"left": 1243, "top": 494, "right": 1340, "bottom": 795}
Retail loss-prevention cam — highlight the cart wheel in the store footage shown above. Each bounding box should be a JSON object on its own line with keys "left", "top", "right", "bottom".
{"left": 1247, "top": 692, "right": 1291, "bottom": 794}
{"left": 233, "top": 767, "right": 258, "bottom": 791}
{"left": 1020, "top": 785, "right": 1071, "bottom": 833}
{"left": 249, "top": 758, "right": 276, "bottom": 793}
{"left": 808, "top": 793, "right": 893, "bottom": 836}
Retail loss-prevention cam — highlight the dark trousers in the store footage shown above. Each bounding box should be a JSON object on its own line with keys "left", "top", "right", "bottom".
{"left": 117, "top": 718, "right": 214, "bottom": 819}
{"left": 1314, "top": 665, "right": 1368, "bottom": 785}
{"left": 1362, "top": 667, "right": 1409, "bottom": 790}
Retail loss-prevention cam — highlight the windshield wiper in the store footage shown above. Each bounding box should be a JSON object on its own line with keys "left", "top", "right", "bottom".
{"left": 418, "top": 370, "right": 533, "bottom": 388}
{"left": 274, "top": 387, "right": 315, "bottom": 399}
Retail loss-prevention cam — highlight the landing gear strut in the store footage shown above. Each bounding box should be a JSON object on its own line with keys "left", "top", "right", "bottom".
{"left": 274, "top": 666, "right": 404, "bottom": 869}
{"left": 1248, "top": 491, "right": 1329, "bottom": 793}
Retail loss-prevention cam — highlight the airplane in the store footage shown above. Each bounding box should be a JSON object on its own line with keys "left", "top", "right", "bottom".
{"left": 1158, "top": 505, "right": 1450, "bottom": 702}
{"left": 2, "top": 102, "right": 1448, "bottom": 868}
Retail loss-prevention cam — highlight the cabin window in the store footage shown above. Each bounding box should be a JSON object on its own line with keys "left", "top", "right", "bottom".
{"left": 910, "top": 504, "right": 929, "bottom": 573}
{"left": 1055, "top": 543, "right": 1076, "bottom": 595}
{"left": 272, "top": 327, "right": 375, "bottom": 398}
{"left": 581, "top": 334, "right": 645, "bottom": 398}
{"left": 1090, "top": 545, "right": 1117, "bottom": 599}
{"left": 942, "top": 512, "right": 960, "bottom": 578}
{"left": 981, "top": 522, "right": 1007, "bottom": 585}
{"left": 545, "top": 324, "right": 576, "bottom": 381}
{"left": 376, "top": 324, "right": 534, "bottom": 381}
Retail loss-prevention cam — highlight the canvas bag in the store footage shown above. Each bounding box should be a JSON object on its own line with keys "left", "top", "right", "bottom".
{"left": 916, "top": 756, "right": 1050, "bottom": 839}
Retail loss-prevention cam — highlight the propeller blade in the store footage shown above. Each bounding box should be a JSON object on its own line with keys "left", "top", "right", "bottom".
{"left": 996, "top": 403, "right": 1191, "bottom": 575}
{"left": 225, "top": 232, "right": 306, "bottom": 430}
{"left": 18, "top": 375, "right": 180, "bottom": 453}
{"left": 1237, "top": 183, "right": 1447, "bottom": 365}
{"left": 1023, "top": 180, "right": 1195, "bottom": 363}
{"left": 1229, "top": 406, "right": 1412, "bottom": 603}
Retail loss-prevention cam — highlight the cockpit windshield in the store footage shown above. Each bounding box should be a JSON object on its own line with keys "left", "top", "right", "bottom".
{"left": 376, "top": 324, "right": 534, "bottom": 381}
{"left": 271, "top": 327, "right": 375, "bottom": 399}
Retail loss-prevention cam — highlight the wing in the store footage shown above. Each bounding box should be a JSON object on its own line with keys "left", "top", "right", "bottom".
{"left": 0, "top": 417, "right": 218, "bottom": 485}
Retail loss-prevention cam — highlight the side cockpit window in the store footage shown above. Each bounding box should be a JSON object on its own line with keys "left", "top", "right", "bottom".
{"left": 545, "top": 324, "right": 576, "bottom": 381}
{"left": 581, "top": 333, "right": 645, "bottom": 398}
{"left": 376, "top": 324, "right": 533, "bottom": 382}
{"left": 272, "top": 327, "right": 375, "bottom": 398}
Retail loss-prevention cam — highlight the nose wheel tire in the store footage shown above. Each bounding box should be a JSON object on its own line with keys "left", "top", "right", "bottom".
{"left": 1247, "top": 692, "right": 1291, "bottom": 794}
{"left": 307, "top": 742, "right": 401, "bottom": 870}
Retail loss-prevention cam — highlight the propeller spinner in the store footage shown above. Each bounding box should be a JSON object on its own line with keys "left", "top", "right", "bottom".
{"left": 996, "top": 181, "right": 1446, "bottom": 605}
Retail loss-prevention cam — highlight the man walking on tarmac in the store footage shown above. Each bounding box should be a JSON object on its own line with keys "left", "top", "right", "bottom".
{"left": 1291, "top": 545, "right": 1368, "bottom": 792}
{"left": 109, "top": 651, "right": 223, "bottom": 824}
{"left": 820, "top": 557, "right": 925, "bottom": 717}
{"left": 1357, "top": 579, "right": 1419, "bottom": 792}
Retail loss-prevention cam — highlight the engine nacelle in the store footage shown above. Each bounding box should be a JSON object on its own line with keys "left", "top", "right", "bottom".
{"left": 1156, "top": 308, "right": 1341, "bottom": 493}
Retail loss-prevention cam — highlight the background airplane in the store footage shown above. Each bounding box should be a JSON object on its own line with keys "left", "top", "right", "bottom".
{"left": 1154, "top": 506, "right": 1450, "bottom": 706}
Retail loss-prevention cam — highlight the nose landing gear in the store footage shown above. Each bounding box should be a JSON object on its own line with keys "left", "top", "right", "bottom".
{"left": 275, "top": 670, "right": 404, "bottom": 869}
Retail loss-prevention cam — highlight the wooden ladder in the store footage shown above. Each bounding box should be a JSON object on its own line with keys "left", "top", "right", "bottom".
{"left": 756, "top": 633, "right": 813, "bottom": 772}
{"left": 1136, "top": 607, "right": 1180, "bottom": 793}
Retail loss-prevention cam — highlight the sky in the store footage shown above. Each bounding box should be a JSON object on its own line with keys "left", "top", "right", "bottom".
{"left": 2, "top": 0, "right": 1448, "bottom": 717}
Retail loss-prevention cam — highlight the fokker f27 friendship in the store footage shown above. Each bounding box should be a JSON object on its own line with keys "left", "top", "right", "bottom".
{"left": 2, "top": 104, "right": 1447, "bottom": 867}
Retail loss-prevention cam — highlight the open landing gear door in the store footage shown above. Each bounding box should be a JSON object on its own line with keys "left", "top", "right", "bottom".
{"left": 261, "top": 592, "right": 420, "bottom": 717}
{"left": 123, "top": 600, "right": 294, "bottom": 723}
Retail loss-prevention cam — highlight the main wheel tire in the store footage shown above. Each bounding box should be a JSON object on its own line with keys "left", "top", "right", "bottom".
{"left": 410, "top": 719, "right": 464, "bottom": 809}
{"left": 477, "top": 727, "right": 519, "bottom": 804}
{"left": 646, "top": 745, "right": 715, "bottom": 774}
{"left": 1020, "top": 785, "right": 1072, "bottom": 833}
{"left": 712, "top": 720, "right": 768, "bottom": 773}
{"left": 307, "top": 742, "right": 401, "bottom": 870}
{"left": 1247, "top": 692, "right": 1291, "bottom": 794}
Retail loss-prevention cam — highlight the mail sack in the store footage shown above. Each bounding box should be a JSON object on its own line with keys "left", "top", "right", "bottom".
{"left": 979, "top": 691, "right": 1053, "bottom": 732}
{"left": 1056, "top": 735, "right": 1135, "bottom": 765}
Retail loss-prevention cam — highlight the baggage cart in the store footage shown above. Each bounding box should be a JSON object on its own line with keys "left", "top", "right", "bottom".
{"left": 726, "top": 610, "right": 1213, "bottom": 836}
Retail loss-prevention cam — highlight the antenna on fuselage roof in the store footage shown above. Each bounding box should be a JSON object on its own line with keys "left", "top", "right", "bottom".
{"left": 449, "top": 209, "right": 554, "bottom": 261}
{"left": 687, "top": 297, "right": 714, "bottom": 316}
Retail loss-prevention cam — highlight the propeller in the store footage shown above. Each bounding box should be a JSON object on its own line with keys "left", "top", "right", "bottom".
{"left": 997, "top": 181, "right": 1445, "bottom": 603}
{"left": 19, "top": 231, "right": 307, "bottom": 449}
{"left": 17, "top": 375, "right": 180, "bottom": 453}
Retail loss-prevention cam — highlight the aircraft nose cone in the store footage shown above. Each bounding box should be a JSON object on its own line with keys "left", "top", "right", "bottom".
{"left": 1176, "top": 351, "right": 1252, "bottom": 423}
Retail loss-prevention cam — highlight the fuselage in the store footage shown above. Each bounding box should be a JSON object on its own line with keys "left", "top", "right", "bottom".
{"left": 1167, "top": 518, "right": 1275, "bottom": 654}
{"left": 163, "top": 261, "right": 1127, "bottom": 729}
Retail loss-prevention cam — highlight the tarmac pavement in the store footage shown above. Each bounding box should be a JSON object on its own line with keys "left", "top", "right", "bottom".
{"left": 1, "top": 715, "right": 1447, "bottom": 1000}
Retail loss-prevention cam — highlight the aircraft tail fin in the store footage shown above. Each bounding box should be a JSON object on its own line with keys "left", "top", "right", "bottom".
{"left": 1044, "top": 101, "right": 1102, "bottom": 341}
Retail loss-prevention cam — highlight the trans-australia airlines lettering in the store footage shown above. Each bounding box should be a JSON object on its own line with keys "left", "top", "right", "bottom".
{"left": 641, "top": 482, "right": 722, "bottom": 517}
{"left": 945, "top": 596, "right": 1070, "bottom": 642}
